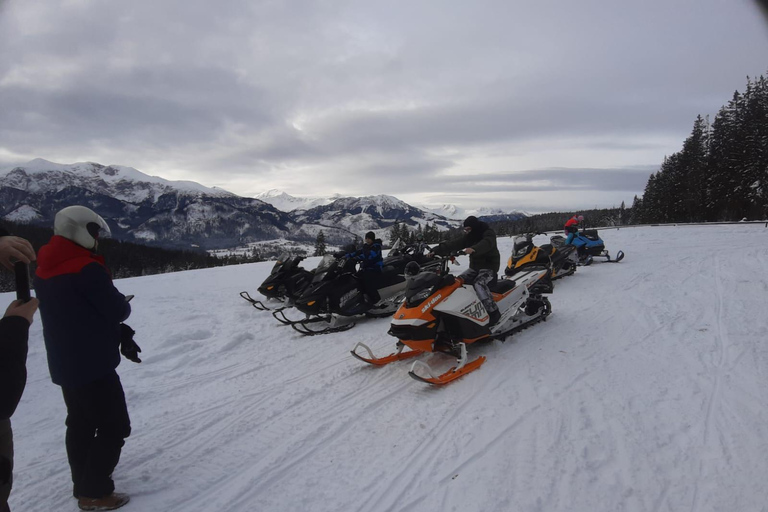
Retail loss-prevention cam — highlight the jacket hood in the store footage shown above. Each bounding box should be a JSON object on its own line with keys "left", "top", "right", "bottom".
{"left": 36, "top": 235, "right": 107, "bottom": 279}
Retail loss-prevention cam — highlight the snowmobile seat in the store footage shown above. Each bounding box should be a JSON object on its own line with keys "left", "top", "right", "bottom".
{"left": 539, "top": 244, "right": 554, "bottom": 255}
{"left": 489, "top": 279, "right": 516, "bottom": 294}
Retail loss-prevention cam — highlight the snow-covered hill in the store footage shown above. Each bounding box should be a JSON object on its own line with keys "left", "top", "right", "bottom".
{"left": 8, "top": 224, "right": 768, "bottom": 511}
{"left": 0, "top": 158, "right": 232, "bottom": 204}
{"left": 0, "top": 159, "right": 295, "bottom": 249}
{"left": 253, "top": 189, "right": 338, "bottom": 212}
{"left": 419, "top": 202, "right": 528, "bottom": 221}
{"left": 295, "top": 194, "right": 457, "bottom": 235}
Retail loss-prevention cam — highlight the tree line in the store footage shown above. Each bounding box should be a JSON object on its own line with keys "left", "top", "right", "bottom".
{"left": 633, "top": 74, "right": 768, "bottom": 223}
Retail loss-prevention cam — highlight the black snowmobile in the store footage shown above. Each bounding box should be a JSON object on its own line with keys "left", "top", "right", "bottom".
{"left": 505, "top": 232, "right": 579, "bottom": 281}
{"left": 281, "top": 243, "right": 440, "bottom": 335}
{"left": 239, "top": 251, "right": 314, "bottom": 311}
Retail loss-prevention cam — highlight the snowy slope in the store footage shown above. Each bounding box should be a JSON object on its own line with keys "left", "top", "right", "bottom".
{"left": 7, "top": 224, "right": 768, "bottom": 512}
{"left": 253, "top": 189, "right": 338, "bottom": 212}
{"left": 1, "top": 158, "right": 232, "bottom": 203}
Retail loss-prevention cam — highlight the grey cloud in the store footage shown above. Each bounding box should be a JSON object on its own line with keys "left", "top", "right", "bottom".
{"left": 0, "top": 0, "right": 765, "bottom": 211}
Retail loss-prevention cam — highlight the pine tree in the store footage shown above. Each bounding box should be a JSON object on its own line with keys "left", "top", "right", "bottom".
{"left": 389, "top": 221, "right": 402, "bottom": 245}
{"left": 314, "top": 230, "right": 327, "bottom": 256}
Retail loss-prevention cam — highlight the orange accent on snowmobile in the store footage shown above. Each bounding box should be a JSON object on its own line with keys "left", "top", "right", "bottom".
{"left": 350, "top": 345, "right": 424, "bottom": 366}
{"left": 402, "top": 339, "right": 435, "bottom": 352}
{"left": 408, "top": 356, "right": 486, "bottom": 385}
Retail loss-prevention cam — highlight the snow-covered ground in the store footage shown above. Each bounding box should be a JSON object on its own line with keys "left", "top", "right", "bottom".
{"left": 7, "top": 224, "right": 768, "bottom": 512}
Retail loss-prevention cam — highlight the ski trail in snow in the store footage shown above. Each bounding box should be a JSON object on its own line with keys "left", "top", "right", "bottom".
{"left": 690, "top": 255, "right": 730, "bottom": 512}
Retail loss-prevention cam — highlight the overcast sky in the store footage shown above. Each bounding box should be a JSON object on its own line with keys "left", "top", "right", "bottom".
{"left": 1, "top": 0, "right": 766, "bottom": 213}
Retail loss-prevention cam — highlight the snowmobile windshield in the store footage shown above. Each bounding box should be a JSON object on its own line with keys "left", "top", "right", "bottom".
{"left": 311, "top": 254, "right": 337, "bottom": 282}
{"left": 405, "top": 271, "right": 442, "bottom": 307}
{"left": 513, "top": 236, "right": 530, "bottom": 257}
{"left": 388, "top": 238, "right": 404, "bottom": 256}
{"left": 272, "top": 252, "right": 292, "bottom": 273}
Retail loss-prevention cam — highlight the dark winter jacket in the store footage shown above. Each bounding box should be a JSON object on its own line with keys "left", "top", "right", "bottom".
{"left": 0, "top": 316, "right": 30, "bottom": 492}
{"left": 347, "top": 239, "right": 384, "bottom": 272}
{"left": 0, "top": 317, "right": 30, "bottom": 422}
{"left": 1, "top": 225, "right": 32, "bottom": 497}
{"left": 434, "top": 220, "right": 500, "bottom": 273}
{"left": 34, "top": 236, "right": 130, "bottom": 388}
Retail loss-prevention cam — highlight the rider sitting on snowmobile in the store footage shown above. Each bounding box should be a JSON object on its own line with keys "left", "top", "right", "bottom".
{"left": 345, "top": 232, "right": 383, "bottom": 304}
{"left": 564, "top": 215, "right": 587, "bottom": 259}
{"left": 430, "top": 216, "right": 502, "bottom": 326}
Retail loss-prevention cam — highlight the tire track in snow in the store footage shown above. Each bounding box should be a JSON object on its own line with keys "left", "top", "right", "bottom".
{"left": 690, "top": 256, "right": 728, "bottom": 512}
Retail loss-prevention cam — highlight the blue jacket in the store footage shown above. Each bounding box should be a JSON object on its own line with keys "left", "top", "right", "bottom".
{"left": 34, "top": 236, "right": 131, "bottom": 387}
{"left": 347, "top": 239, "right": 383, "bottom": 272}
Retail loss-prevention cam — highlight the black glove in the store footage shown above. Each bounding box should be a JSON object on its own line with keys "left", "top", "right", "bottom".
{"left": 119, "top": 323, "right": 142, "bottom": 363}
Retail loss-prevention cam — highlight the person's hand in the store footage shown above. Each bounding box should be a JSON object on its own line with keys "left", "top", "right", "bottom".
{"left": 120, "top": 323, "right": 142, "bottom": 363}
{"left": 464, "top": 247, "right": 475, "bottom": 255}
{"left": 0, "top": 236, "right": 36, "bottom": 270}
{"left": 4, "top": 298, "right": 39, "bottom": 324}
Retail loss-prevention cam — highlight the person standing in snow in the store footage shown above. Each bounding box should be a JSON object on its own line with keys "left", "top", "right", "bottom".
{"left": 34, "top": 206, "right": 141, "bottom": 511}
{"left": 430, "top": 216, "right": 502, "bottom": 326}
{"left": 0, "top": 229, "right": 39, "bottom": 512}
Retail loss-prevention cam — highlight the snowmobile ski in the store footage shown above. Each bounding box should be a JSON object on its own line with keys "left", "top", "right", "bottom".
{"left": 291, "top": 317, "right": 357, "bottom": 336}
{"left": 350, "top": 341, "right": 424, "bottom": 366}
{"left": 240, "top": 291, "right": 271, "bottom": 311}
{"left": 408, "top": 344, "right": 486, "bottom": 385}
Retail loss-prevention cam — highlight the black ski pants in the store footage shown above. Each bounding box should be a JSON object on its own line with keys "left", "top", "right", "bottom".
{"left": 60, "top": 370, "right": 131, "bottom": 499}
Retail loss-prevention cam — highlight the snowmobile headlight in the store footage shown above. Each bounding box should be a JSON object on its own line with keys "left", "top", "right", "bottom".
{"left": 406, "top": 288, "right": 433, "bottom": 308}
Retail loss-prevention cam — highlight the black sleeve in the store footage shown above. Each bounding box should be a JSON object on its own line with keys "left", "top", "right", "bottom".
{"left": 0, "top": 316, "right": 30, "bottom": 420}
{"left": 78, "top": 262, "right": 131, "bottom": 323}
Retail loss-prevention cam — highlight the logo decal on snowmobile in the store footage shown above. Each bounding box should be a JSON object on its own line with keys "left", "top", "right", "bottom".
{"left": 421, "top": 294, "right": 442, "bottom": 313}
{"left": 460, "top": 301, "right": 486, "bottom": 320}
{"left": 340, "top": 289, "right": 358, "bottom": 306}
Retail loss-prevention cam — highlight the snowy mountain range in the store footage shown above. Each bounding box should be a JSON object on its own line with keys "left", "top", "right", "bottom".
{"left": 254, "top": 189, "right": 527, "bottom": 221}
{"left": 0, "top": 159, "right": 497, "bottom": 249}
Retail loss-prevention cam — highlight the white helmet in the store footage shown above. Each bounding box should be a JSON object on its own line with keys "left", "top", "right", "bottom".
{"left": 54, "top": 205, "right": 111, "bottom": 249}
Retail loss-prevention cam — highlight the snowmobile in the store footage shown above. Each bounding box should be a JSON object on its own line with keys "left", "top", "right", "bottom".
{"left": 239, "top": 252, "right": 315, "bottom": 311}
{"left": 283, "top": 247, "right": 441, "bottom": 336}
{"left": 505, "top": 232, "right": 579, "bottom": 280}
{"left": 350, "top": 252, "right": 554, "bottom": 385}
{"left": 561, "top": 229, "right": 625, "bottom": 264}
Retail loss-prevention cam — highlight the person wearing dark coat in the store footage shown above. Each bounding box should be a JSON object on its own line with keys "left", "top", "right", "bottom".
{"left": 346, "top": 232, "right": 384, "bottom": 303}
{"left": 34, "top": 206, "right": 138, "bottom": 511}
{"left": 0, "top": 228, "right": 38, "bottom": 512}
{"left": 431, "top": 216, "right": 502, "bottom": 325}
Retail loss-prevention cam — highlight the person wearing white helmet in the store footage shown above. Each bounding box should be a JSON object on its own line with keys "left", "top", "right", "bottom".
{"left": 34, "top": 206, "right": 137, "bottom": 511}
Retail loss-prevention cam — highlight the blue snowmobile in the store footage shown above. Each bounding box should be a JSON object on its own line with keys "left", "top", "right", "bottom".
{"left": 553, "top": 229, "right": 624, "bottom": 265}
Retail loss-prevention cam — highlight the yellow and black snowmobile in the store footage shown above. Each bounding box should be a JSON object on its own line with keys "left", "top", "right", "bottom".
{"left": 505, "top": 232, "right": 578, "bottom": 281}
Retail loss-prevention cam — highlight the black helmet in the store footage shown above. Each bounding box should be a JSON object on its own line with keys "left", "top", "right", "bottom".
{"left": 404, "top": 261, "right": 421, "bottom": 277}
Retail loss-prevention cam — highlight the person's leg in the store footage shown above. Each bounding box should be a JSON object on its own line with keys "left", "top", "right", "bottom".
{"left": 62, "top": 385, "right": 97, "bottom": 498}
{"left": 0, "top": 420, "right": 13, "bottom": 511}
{"left": 64, "top": 371, "right": 131, "bottom": 499}
{"left": 473, "top": 269, "right": 500, "bottom": 324}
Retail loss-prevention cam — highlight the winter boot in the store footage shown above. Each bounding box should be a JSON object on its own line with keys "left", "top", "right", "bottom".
{"left": 488, "top": 309, "right": 501, "bottom": 326}
{"left": 77, "top": 493, "right": 130, "bottom": 511}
